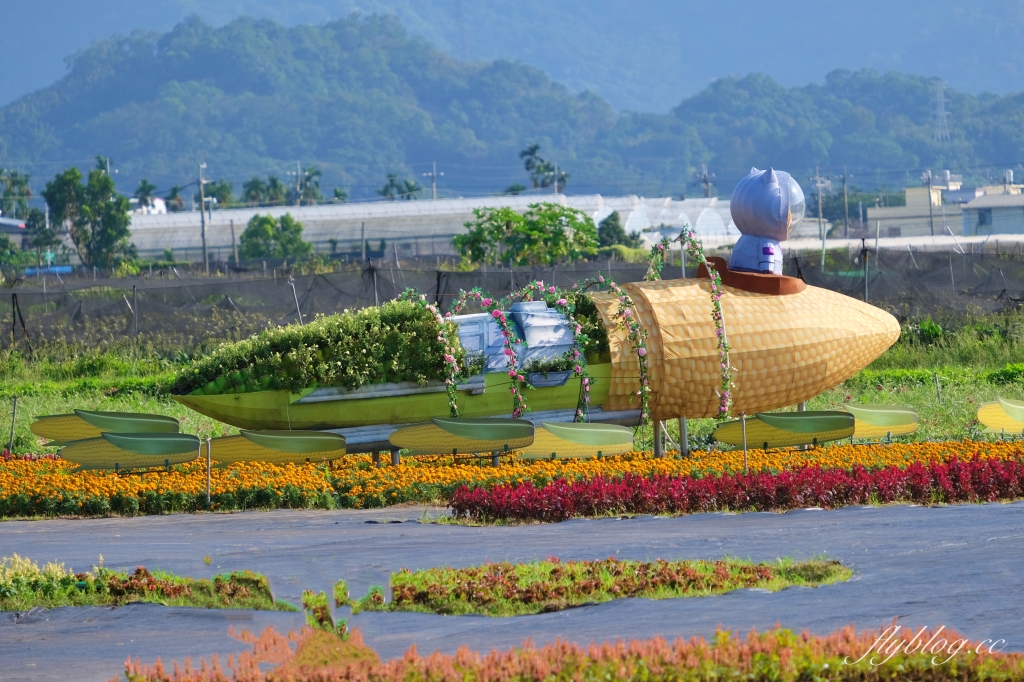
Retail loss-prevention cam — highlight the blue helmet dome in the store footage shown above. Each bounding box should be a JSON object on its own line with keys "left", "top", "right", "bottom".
{"left": 730, "top": 167, "right": 805, "bottom": 241}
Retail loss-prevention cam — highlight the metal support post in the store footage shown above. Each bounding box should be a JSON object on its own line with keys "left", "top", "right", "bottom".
{"left": 205, "top": 438, "right": 212, "bottom": 507}
{"left": 679, "top": 416, "right": 688, "bottom": 457}
{"left": 740, "top": 413, "right": 748, "bottom": 474}
{"left": 652, "top": 419, "right": 663, "bottom": 458}
{"left": 391, "top": 448, "right": 400, "bottom": 466}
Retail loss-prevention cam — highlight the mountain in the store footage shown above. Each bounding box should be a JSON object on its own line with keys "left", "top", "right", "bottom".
{"left": 2, "top": 14, "right": 1024, "bottom": 203}
{"left": 3, "top": 1, "right": 1024, "bottom": 113}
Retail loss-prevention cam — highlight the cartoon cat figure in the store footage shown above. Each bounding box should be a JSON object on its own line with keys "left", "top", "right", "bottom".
{"left": 728, "top": 167, "right": 805, "bottom": 275}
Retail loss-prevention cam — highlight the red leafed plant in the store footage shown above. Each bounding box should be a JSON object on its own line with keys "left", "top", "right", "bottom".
{"left": 449, "top": 456, "right": 1024, "bottom": 523}
{"left": 120, "top": 622, "right": 1024, "bottom": 681}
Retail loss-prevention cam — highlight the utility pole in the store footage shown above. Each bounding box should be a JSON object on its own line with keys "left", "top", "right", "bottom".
{"left": 840, "top": 167, "right": 851, "bottom": 239}
{"left": 697, "top": 164, "right": 714, "bottom": 197}
{"left": 423, "top": 162, "right": 443, "bottom": 200}
{"left": 198, "top": 163, "right": 208, "bottom": 275}
{"left": 553, "top": 162, "right": 558, "bottom": 194}
{"left": 934, "top": 81, "right": 951, "bottom": 145}
{"left": 810, "top": 167, "right": 831, "bottom": 266}
{"left": 288, "top": 160, "right": 302, "bottom": 206}
{"left": 924, "top": 169, "right": 935, "bottom": 236}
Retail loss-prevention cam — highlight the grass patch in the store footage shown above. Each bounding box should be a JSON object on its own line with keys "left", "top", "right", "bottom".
{"left": 353, "top": 556, "right": 851, "bottom": 616}
{"left": 0, "top": 554, "right": 295, "bottom": 611}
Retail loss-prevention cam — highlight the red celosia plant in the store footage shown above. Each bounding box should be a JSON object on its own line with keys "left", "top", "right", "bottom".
{"left": 449, "top": 456, "right": 1024, "bottom": 522}
{"left": 121, "top": 622, "right": 1023, "bottom": 681}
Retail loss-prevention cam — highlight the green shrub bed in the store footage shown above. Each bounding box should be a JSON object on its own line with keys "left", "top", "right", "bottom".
{"left": 172, "top": 300, "right": 462, "bottom": 396}
{"left": 0, "top": 554, "right": 295, "bottom": 611}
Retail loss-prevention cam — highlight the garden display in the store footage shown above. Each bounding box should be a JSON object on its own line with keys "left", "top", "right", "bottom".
{"left": 167, "top": 225, "right": 899, "bottom": 434}
{"left": 0, "top": 554, "right": 292, "bottom": 611}
{"left": 121, "top": 623, "right": 1024, "bottom": 682}
{"left": 351, "top": 556, "right": 851, "bottom": 616}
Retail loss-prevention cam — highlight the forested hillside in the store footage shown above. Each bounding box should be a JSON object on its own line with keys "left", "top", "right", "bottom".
{"left": 2, "top": 14, "right": 1024, "bottom": 201}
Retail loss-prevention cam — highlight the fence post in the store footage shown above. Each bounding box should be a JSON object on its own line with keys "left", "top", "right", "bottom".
{"left": 7, "top": 396, "right": 17, "bottom": 455}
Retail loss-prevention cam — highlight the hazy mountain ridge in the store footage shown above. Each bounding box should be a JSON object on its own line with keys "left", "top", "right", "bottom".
{"left": 2, "top": 14, "right": 1024, "bottom": 201}
{"left": 5, "top": 0, "right": 1024, "bottom": 113}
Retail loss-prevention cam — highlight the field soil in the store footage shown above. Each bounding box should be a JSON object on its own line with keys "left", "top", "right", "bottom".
{"left": 1, "top": 502, "right": 1022, "bottom": 681}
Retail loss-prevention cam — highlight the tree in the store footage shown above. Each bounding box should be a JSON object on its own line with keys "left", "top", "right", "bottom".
{"left": 134, "top": 179, "right": 157, "bottom": 208}
{"left": 377, "top": 173, "right": 421, "bottom": 200}
{"left": 520, "top": 145, "right": 543, "bottom": 188}
{"left": 211, "top": 179, "right": 234, "bottom": 207}
{"left": 504, "top": 183, "right": 526, "bottom": 196}
{"left": 0, "top": 234, "right": 34, "bottom": 266}
{"left": 597, "top": 211, "right": 642, "bottom": 248}
{"left": 400, "top": 179, "right": 422, "bottom": 200}
{"left": 517, "top": 145, "right": 568, "bottom": 192}
{"left": 266, "top": 176, "right": 288, "bottom": 205}
{"left": 25, "top": 207, "right": 61, "bottom": 258}
{"left": 1, "top": 170, "right": 32, "bottom": 218}
{"left": 299, "top": 166, "right": 323, "bottom": 205}
{"left": 332, "top": 188, "right": 348, "bottom": 203}
{"left": 243, "top": 177, "right": 267, "bottom": 205}
{"left": 42, "top": 166, "right": 133, "bottom": 267}
{"left": 199, "top": 179, "right": 233, "bottom": 209}
{"left": 166, "top": 185, "right": 186, "bottom": 212}
{"left": 238, "top": 213, "right": 313, "bottom": 260}
{"left": 377, "top": 174, "right": 401, "bottom": 200}
{"left": 454, "top": 202, "right": 598, "bottom": 266}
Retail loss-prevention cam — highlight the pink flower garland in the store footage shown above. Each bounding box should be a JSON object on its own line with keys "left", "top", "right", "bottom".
{"left": 397, "top": 288, "right": 465, "bottom": 417}
{"left": 673, "top": 229, "right": 734, "bottom": 417}
{"left": 606, "top": 279, "right": 652, "bottom": 423}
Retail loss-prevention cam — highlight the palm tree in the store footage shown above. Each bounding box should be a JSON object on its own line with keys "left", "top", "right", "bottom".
{"left": 166, "top": 185, "right": 185, "bottom": 212}
{"left": 332, "top": 188, "right": 348, "bottom": 203}
{"left": 520, "top": 144, "right": 545, "bottom": 188}
{"left": 400, "top": 179, "right": 422, "bottom": 200}
{"left": 243, "top": 177, "right": 267, "bottom": 205}
{"left": 135, "top": 179, "right": 157, "bottom": 208}
{"left": 377, "top": 173, "right": 402, "bottom": 201}
{"left": 1, "top": 170, "right": 32, "bottom": 217}
{"left": 266, "top": 175, "right": 288, "bottom": 205}
{"left": 299, "top": 166, "right": 323, "bottom": 205}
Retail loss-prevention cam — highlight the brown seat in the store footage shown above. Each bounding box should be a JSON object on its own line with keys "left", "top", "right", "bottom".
{"left": 695, "top": 256, "right": 806, "bottom": 295}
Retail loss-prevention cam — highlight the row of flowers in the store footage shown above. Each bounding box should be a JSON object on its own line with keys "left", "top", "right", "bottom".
{"left": 450, "top": 456, "right": 1024, "bottom": 522}
{"left": 124, "top": 622, "right": 1022, "bottom": 682}
{"left": 3, "top": 441, "right": 1024, "bottom": 517}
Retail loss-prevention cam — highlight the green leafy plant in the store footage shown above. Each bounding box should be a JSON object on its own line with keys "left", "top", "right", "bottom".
{"left": 363, "top": 556, "right": 850, "bottom": 617}
{"left": 332, "top": 579, "right": 353, "bottom": 607}
{"left": 171, "top": 300, "right": 463, "bottom": 396}
{"left": 0, "top": 554, "right": 293, "bottom": 611}
{"left": 302, "top": 589, "right": 347, "bottom": 637}
{"left": 238, "top": 213, "right": 312, "bottom": 260}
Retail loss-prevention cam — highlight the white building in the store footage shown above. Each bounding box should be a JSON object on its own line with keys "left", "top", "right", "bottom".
{"left": 123, "top": 195, "right": 741, "bottom": 261}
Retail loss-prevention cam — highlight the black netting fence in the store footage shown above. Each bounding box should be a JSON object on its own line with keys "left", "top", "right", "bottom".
{"left": 784, "top": 249, "right": 1024, "bottom": 318}
{"left": 2, "top": 262, "right": 650, "bottom": 350}
{"left": 5, "top": 249, "right": 1024, "bottom": 351}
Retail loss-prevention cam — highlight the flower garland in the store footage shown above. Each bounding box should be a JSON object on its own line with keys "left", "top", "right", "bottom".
{"left": 604, "top": 278, "right": 652, "bottom": 423}
{"left": 644, "top": 238, "right": 671, "bottom": 281}
{"left": 396, "top": 289, "right": 464, "bottom": 417}
{"left": 673, "top": 229, "right": 734, "bottom": 417}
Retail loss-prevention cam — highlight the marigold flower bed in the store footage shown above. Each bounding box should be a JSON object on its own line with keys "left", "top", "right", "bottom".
{"left": 124, "top": 623, "right": 1023, "bottom": 682}
{"left": 1, "top": 440, "right": 1023, "bottom": 518}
